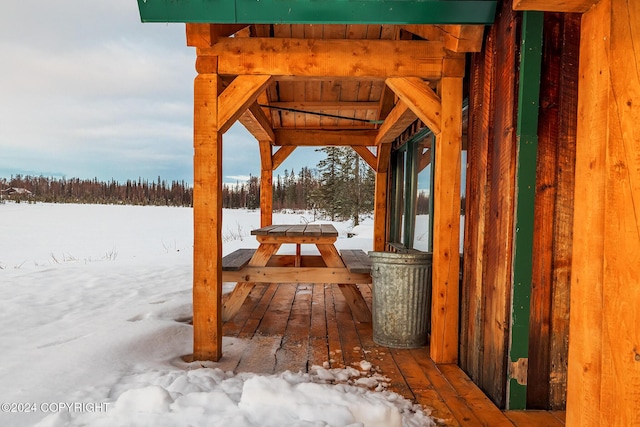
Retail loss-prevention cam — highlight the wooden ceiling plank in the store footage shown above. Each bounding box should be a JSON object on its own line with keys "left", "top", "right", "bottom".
{"left": 239, "top": 103, "right": 275, "bottom": 142}
{"left": 269, "top": 101, "right": 379, "bottom": 110}
{"left": 304, "top": 81, "right": 323, "bottom": 128}
{"left": 320, "top": 80, "right": 342, "bottom": 127}
{"left": 375, "top": 100, "right": 418, "bottom": 145}
{"left": 353, "top": 146, "right": 378, "bottom": 170}
{"left": 218, "top": 75, "right": 272, "bottom": 134}
{"left": 277, "top": 81, "right": 296, "bottom": 128}
{"left": 293, "top": 80, "right": 307, "bottom": 127}
{"left": 272, "top": 146, "right": 296, "bottom": 170}
{"left": 513, "top": 0, "right": 599, "bottom": 12}
{"left": 201, "top": 38, "right": 446, "bottom": 79}
{"left": 274, "top": 129, "right": 376, "bottom": 146}
{"left": 385, "top": 77, "right": 442, "bottom": 135}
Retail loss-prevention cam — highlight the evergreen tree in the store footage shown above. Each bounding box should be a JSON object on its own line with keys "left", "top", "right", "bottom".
{"left": 314, "top": 147, "right": 343, "bottom": 221}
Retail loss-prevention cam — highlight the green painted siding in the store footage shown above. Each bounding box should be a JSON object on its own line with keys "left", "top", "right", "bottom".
{"left": 137, "top": 0, "right": 497, "bottom": 25}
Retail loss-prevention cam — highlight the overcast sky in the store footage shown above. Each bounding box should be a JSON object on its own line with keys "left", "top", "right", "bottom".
{"left": 0, "top": 0, "right": 323, "bottom": 185}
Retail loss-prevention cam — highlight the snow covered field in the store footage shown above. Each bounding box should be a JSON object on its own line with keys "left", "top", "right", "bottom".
{"left": 0, "top": 202, "right": 436, "bottom": 427}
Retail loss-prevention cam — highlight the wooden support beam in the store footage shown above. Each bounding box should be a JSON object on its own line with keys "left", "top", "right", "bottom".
{"left": 199, "top": 38, "right": 458, "bottom": 79}
{"left": 377, "top": 142, "right": 392, "bottom": 174}
{"left": 222, "top": 267, "right": 372, "bottom": 284}
{"left": 568, "top": 0, "right": 640, "bottom": 425}
{"left": 259, "top": 140, "right": 273, "bottom": 227}
{"left": 403, "top": 24, "right": 486, "bottom": 52}
{"left": 378, "top": 85, "right": 396, "bottom": 122}
{"left": 258, "top": 140, "right": 272, "bottom": 171}
{"left": 353, "top": 146, "right": 377, "bottom": 171}
{"left": 430, "top": 76, "right": 462, "bottom": 364}
{"left": 373, "top": 171, "right": 389, "bottom": 252}
{"left": 186, "top": 23, "right": 250, "bottom": 47}
{"left": 192, "top": 74, "right": 223, "bottom": 361}
{"left": 274, "top": 129, "right": 377, "bottom": 146}
{"left": 385, "top": 77, "right": 442, "bottom": 135}
{"left": 513, "top": 0, "right": 599, "bottom": 12}
{"left": 240, "top": 103, "right": 275, "bottom": 143}
{"left": 260, "top": 169, "right": 273, "bottom": 227}
{"left": 272, "top": 146, "right": 296, "bottom": 170}
{"left": 218, "top": 75, "right": 272, "bottom": 134}
{"left": 373, "top": 142, "right": 392, "bottom": 251}
{"left": 375, "top": 100, "right": 418, "bottom": 145}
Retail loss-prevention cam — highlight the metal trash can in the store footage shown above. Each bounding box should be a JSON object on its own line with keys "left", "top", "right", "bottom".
{"left": 368, "top": 251, "right": 432, "bottom": 348}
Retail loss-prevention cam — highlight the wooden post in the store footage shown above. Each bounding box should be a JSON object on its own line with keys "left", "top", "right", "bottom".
{"left": 260, "top": 169, "right": 273, "bottom": 227}
{"left": 567, "top": 0, "right": 640, "bottom": 425}
{"left": 374, "top": 143, "right": 392, "bottom": 251}
{"left": 430, "top": 76, "right": 462, "bottom": 364}
{"left": 193, "top": 73, "right": 223, "bottom": 361}
{"left": 259, "top": 140, "right": 273, "bottom": 227}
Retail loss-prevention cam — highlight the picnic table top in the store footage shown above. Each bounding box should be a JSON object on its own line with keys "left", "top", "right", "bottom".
{"left": 251, "top": 224, "right": 339, "bottom": 238}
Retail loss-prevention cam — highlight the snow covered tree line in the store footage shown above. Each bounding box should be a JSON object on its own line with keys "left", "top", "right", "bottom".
{"left": 0, "top": 175, "right": 193, "bottom": 206}
{"left": 224, "top": 148, "right": 376, "bottom": 224}
{"left": 1, "top": 148, "right": 377, "bottom": 222}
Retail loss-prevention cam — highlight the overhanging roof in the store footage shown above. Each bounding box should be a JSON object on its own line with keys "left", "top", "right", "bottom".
{"left": 137, "top": 0, "right": 497, "bottom": 25}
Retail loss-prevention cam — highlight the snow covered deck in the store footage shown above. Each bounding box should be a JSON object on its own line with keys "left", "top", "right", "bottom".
{"left": 217, "top": 281, "right": 566, "bottom": 426}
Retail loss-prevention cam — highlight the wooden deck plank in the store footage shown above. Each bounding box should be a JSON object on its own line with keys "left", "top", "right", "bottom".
{"left": 235, "top": 335, "right": 281, "bottom": 374}
{"left": 223, "top": 283, "right": 268, "bottom": 337}
{"left": 410, "top": 347, "right": 483, "bottom": 426}
{"left": 238, "top": 283, "right": 278, "bottom": 339}
{"left": 326, "top": 285, "right": 346, "bottom": 369}
{"left": 308, "top": 284, "right": 330, "bottom": 369}
{"left": 255, "top": 283, "right": 297, "bottom": 337}
{"left": 353, "top": 314, "right": 417, "bottom": 403}
{"left": 220, "top": 280, "right": 564, "bottom": 427}
{"left": 505, "top": 410, "right": 564, "bottom": 427}
{"left": 332, "top": 284, "right": 366, "bottom": 370}
{"left": 550, "top": 411, "right": 566, "bottom": 423}
{"left": 391, "top": 348, "right": 462, "bottom": 426}
{"left": 275, "top": 284, "right": 313, "bottom": 373}
{"left": 438, "top": 363, "right": 515, "bottom": 427}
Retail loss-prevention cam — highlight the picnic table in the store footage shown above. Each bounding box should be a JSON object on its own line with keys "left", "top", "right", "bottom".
{"left": 222, "top": 224, "right": 372, "bottom": 322}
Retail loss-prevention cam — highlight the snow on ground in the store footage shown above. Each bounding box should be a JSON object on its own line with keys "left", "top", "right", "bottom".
{"left": 0, "top": 202, "right": 436, "bottom": 427}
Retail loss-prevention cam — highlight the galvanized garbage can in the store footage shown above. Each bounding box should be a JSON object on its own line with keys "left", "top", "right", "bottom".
{"left": 368, "top": 251, "right": 432, "bottom": 348}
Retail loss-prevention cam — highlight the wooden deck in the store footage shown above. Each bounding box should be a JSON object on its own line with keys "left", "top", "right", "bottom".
{"left": 218, "top": 282, "right": 565, "bottom": 426}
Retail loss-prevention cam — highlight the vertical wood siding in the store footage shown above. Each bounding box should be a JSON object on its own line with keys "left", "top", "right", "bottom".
{"left": 461, "top": 1, "right": 578, "bottom": 410}
{"left": 462, "top": 0, "right": 521, "bottom": 409}
{"left": 527, "top": 12, "right": 579, "bottom": 410}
